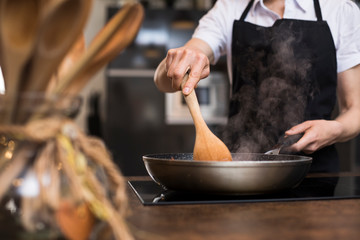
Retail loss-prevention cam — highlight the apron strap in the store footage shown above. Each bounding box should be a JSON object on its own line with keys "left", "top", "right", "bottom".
{"left": 240, "top": 0, "right": 323, "bottom": 22}
{"left": 240, "top": 0, "right": 255, "bottom": 21}
{"left": 313, "top": 0, "right": 323, "bottom": 21}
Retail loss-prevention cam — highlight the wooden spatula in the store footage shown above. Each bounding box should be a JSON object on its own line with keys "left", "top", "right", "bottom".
{"left": 60, "top": 2, "right": 144, "bottom": 95}
{"left": 53, "top": 2, "right": 144, "bottom": 95}
{"left": 182, "top": 74, "right": 232, "bottom": 161}
{"left": 22, "top": 0, "right": 92, "bottom": 93}
{"left": 0, "top": 0, "right": 42, "bottom": 123}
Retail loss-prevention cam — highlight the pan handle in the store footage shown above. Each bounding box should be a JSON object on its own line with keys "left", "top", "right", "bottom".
{"left": 265, "top": 133, "right": 304, "bottom": 155}
{"left": 278, "top": 133, "right": 304, "bottom": 148}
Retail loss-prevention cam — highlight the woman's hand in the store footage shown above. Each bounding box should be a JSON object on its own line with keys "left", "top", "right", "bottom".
{"left": 154, "top": 38, "right": 214, "bottom": 95}
{"left": 165, "top": 45, "right": 210, "bottom": 95}
{"left": 286, "top": 64, "right": 360, "bottom": 154}
{"left": 285, "top": 120, "right": 343, "bottom": 154}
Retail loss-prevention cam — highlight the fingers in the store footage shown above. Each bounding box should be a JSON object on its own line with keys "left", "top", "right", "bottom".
{"left": 285, "top": 120, "right": 341, "bottom": 154}
{"left": 290, "top": 132, "right": 316, "bottom": 154}
{"left": 284, "top": 122, "right": 314, "bottom": 153}
{"left": 285, "top": 121, "right": 311, "bottom": 136}
{"left": 183, "top": 61, "right": 210, "bottom": 95}
{"left": 165, "top": 47, "right": 210, "bottom": 95}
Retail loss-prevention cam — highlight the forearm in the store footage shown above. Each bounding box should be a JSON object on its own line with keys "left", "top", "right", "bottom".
{"left": 334, "top": 64, "right": 360, "bottom": 142}
{"left": 335, "top": 107, "right": 360, "bottom": 142}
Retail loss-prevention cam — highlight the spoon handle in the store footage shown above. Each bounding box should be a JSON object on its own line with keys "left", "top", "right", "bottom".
{"left": 181, "top": 75, "right": 206, "bottom": 129}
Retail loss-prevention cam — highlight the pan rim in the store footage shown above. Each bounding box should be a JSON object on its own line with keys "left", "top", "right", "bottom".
{"left": 143, "top": 152, "right": 312, "bottom": 167}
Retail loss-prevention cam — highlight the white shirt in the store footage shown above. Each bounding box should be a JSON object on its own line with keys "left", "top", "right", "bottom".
{"left": 193, "top": 0, "right": 360, "bottom": 83}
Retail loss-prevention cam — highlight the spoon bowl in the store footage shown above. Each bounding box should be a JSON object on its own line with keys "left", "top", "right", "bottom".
{"left": 54, "top": 2, "right": 144, "bottom": 95}
{"left": 0, "top": 0, "right": 42, "bottom": 123}
{"left": 182, "top": 74, "right": 232, "bottom": 161}
{"left": 23, "top": 0, "right": 92, "bottom": 93}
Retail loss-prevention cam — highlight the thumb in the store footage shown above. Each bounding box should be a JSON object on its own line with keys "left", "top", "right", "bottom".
{"left": 182, "top": 73, "right": 200, "bottom": 95}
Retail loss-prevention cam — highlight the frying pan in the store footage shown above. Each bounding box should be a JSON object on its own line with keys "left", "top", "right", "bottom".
{"left": 143, "top": 153, "right": 312, "bottom": 195}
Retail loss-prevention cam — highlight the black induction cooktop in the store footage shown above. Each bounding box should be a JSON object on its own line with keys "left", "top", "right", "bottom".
{"left": 128, "top": 176, "right": 360, "bottom": 206}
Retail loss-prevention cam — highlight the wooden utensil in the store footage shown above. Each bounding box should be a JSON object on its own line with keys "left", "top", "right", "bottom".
{"left": 0, "top": 0, "right": 42, "bottom": 123}
{"left": 61, "top": 3, "right": 144, "bottom": 95}
{"left": 182, "top": 74, "right": 232, "bottom": 161}
{"left": 22, "top": 0, "right": 92, "bottom": 93}
{"left": 45, "top": 34, "right": 86, "bottom": 93}
{"left": 54, "top": 2, "right": 144, "bottom": 95}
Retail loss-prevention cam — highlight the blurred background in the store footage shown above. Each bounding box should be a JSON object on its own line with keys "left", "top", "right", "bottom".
{"left": 72, "top": 0, "right": 360, "bottom": 176}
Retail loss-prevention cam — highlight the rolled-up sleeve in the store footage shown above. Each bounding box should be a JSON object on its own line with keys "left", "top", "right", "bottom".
{"left": 192, "top": 0, "right": 233, "bottom": 64}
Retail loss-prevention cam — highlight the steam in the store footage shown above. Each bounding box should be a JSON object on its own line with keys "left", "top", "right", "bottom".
{"left": 221, "top": 25, "right": 315, "bottom": 153}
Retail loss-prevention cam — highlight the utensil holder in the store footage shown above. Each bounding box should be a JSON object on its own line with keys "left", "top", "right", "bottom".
{"left": 0, "top": 93, "right": 132, "bottom": 240}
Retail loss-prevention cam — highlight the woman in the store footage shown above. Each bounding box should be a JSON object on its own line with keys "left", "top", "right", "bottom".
{"left": 154, "top": 0, "right": 360, "bottom": 172}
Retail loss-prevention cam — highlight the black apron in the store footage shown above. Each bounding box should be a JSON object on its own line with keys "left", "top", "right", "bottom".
{"left": 225, "top": 0, "right": 338, "bottom": 172}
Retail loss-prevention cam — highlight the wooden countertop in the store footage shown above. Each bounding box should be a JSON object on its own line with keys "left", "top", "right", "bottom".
{"left": 125, "top": 173, "right": 360, "bottom": 240}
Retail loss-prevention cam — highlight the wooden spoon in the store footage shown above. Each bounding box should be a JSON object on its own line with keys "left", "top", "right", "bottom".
{"left": 45, "top": 34, "right": 86, "bottom": 94}
{"left": 22, "top": 0, "right": 92, "bottom": 93}
{"left": 182, "top": 74, "right": 232, "bottom": 161}
{"left": 54, "top": 2, "right": 144, "bottom": 95}
{"left": 0, "top": 0, "right": 42, "bottom": 123}
{"left": 61, "top": 2, "right": 144, "bottom": 95}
